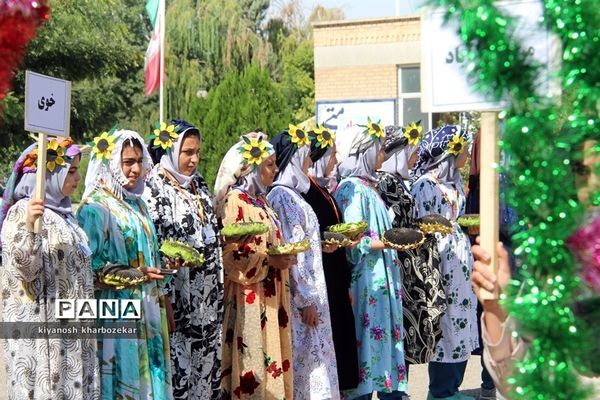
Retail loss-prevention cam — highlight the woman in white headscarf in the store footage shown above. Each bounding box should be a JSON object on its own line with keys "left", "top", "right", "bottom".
{"left": 376, "top": 124, "right": 447, "bottom": 366}
{"left": 0, "top": 138, "right": 99, "bottom": 400}
{"left": 144, "top": 119, "right": 223, "bottom": 400}
{"left": 76, "top": 129, "right": 173, "bottom": 400}
{"left": 410, "top": 125, "right": 478, "bottom": 400}
{"left": 267, "top": 127, "right": 340, "bottom": 399}
{"left": 333, "top": 120, "right": 409, "bottom": 400}
{"left": 214, "top": 132, "right": 295, "bottom": 400}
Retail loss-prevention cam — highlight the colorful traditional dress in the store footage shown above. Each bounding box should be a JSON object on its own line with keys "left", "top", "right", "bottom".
{"left": 377, "top": 172, "right": 446, "bottom": 364}
{"left": 145, "top": 166, "right": 224, "bottom": 400}
{"left": 410, "top": 174, "right": 479, "bottom": 362}
{"left": 1, "top": 200, "right": 99, "bottom": 400}
{"left": 77, "top": 186, "right": 173, "bottom": 400}
{"left": 268, "top": 185, "right": 339, "bottom": 399}
{"left": 219, "top": 189, "right": 293, "bottom": 400}
{"left": 334, "top": 177, "right": 408, "bottom": 398}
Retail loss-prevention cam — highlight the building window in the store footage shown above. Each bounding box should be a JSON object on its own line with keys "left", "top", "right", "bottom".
{"left": 398, "top": 66, "right": 431, "bottom": 131}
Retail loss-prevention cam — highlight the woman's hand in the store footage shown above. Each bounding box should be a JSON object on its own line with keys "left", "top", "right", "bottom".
{"left": 140, "top": 267, "right": 167, "bottom": 280}
{"left": 268, "top": 254, "right": 296, "bottom": 270}
{"left": 26, "top": 198, "right": 45, "bottom": 231}
{"left": 321, "top": 242, "right": 339, "bottom": 253}
{"left": 301, "top": 305, "right": 319, "bottom": 327}
{"left": 471, "top": 238, "right": 511, "bottom": 305}
{"left": 165, "top": 256, "right": 188, "bottom": 269}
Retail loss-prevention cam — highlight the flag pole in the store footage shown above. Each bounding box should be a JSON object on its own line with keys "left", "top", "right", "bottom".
{"left": 159, "top": 0, "right": 165, "bottom": 124}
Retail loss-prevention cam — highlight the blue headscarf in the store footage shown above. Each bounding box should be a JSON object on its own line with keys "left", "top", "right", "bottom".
{"left": 410, "top": 125, "right": 471, "bottom": 185}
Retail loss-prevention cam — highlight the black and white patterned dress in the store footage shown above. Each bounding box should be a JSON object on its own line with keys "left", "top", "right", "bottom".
{"left": 144, "top": 168, "right": 224, "bottom": 400}
{"left": 376, "top": 172, "right": 447, "bottom": 364}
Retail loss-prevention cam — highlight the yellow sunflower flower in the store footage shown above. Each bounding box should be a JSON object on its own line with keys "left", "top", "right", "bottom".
{"left": 152, "top": 122, "right": 179, "bottom": 150}
{"left": 240, "top": 137, "right": 271, "bottom": 166}
{"left": 46, "top": 139, "right": 66, "bottom": 173}
{"left": 367, "top": 118, "right": 385, "bottom": 139}
{"left": 288, "top": 124, "right": 311, "bottom": 148}
{"left": 93, "top": 131, "right": 117, "bottom": 161}
{"left": 403, "top": 121, "right": 423, "bottom": 145}
{"left": 313, "top": 125, "right": 335, "bottom": 149}
{"left": 448, "top": 135, "right": 467, "bottom": 156}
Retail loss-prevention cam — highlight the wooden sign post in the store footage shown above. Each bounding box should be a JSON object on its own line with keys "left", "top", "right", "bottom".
{"left": 24, "top": 71, "right": 71, "bottom": 233}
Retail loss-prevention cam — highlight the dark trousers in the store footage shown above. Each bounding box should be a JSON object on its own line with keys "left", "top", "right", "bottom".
{"left": 428, "top": 361, "right": 468, "bottom": 397}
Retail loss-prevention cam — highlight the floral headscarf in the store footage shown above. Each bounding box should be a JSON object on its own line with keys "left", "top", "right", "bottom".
{"left": 84, "top": 129, "right": 153, "bottom": 200}
{"left": 271, "top": 130, "right": 312, "bottom": 194}
{"left": 410, "top": 125, "right": 471, "bottom": 185}
{"left": 213, "top": 132, "right": 275, "bottom": 212}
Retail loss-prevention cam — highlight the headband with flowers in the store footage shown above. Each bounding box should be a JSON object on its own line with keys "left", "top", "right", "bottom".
{"left": 147, "top": 121, "right": 180, "bottom": 150}
{"left": 309, "top": 124, "right": 335, "bottom": 149}
{"left": 89, "top": 126, "right": 118, "bottom": 162}
{"left": 21, "top": 137, "right": 75, "bottom": 173}
{"left": 358, "top": 117, "right": 385, "bottom": 141}
{"left": 403, "top": 120, "right": 423, "bottom": 146}
{"left": 288, "top": 124, "right": 312, "bottom": 148}
{"left": 447, "top": 134, "right": 467, "bottom": 156}
{"left": 238, "top": 135, "right": 274, "bottom": 167}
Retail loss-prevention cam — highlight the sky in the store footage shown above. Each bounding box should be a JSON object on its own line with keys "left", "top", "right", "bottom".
{"left": 299, "top": 0, "right": 427, "bottom": 20}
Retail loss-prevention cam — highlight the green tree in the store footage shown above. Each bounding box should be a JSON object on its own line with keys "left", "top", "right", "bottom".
{"left": 199, "top": 65, "right": 291, "bottom": 188}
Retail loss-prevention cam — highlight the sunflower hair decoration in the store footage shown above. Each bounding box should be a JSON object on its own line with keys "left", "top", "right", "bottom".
{"left": 238, "top": 135, "right": 273, "bottom": 167}
{"left": 148, "top": 122, "right": 180, "bottom": 150}
{"left": 358, "top": 117, "right": 385, "bottom": 140}
{"left": 288, "top": 124, "right": 311, "bottom": 148}
{"left": 22, "top": 138, "right": 74, "bottom": 173}
{"left": 447, "top": 134, "right": 467, "bottom": 156}
{"left": 89, "top": 126, "right": 118, "bottom": 162}
{"left": 309, "top": 125, "right": 335, "bottom": 149}
{"left": 403, "top": 121, "right": 423, "bottom": 146}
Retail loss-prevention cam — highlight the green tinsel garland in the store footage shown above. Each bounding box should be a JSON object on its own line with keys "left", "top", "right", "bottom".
{"left": 432, "top": 0, "right": 600, "bottom": 398}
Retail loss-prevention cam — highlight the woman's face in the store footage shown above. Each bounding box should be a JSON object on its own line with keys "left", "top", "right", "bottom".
{"left": 178, "top": 134, "right": 201, "bottom": 176}
{"left": 121, "top": 144, "right": 144, "bottom": 190}
{"left": 455, "top": 148, "right": 470, "bottom": 169}
{"left": 374, "top": 146, "right": 386, "bottom": 171}
{"left": 61, "top": 155, "right": 81, "bottom": 197}
{"left": 408, "top": 148, "right": 419, "bottom": 169}
{"left": 302, "top": 152, "right": 313, "bottom": 174}
{"left": 260, "top": 154, "right": 278, "bottom": 187}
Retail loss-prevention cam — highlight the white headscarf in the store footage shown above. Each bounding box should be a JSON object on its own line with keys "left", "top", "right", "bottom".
{"left": 380, "top": 144, "right": 418, "bottom": 180}
{"left": 83, "top": 129, "right": 153, "bottom": 200}
{"left": 338, "top": 128, "right": 383, "bottom": 182}
{"left": 273, "top": 145, "right": 311, "bottom": 194}
{"left": 158, "top": 120, "right": 201, "bottom": 188}
{"left": 309, "top": 147, "right": 334, "bottom": 188}
{"left": 213, "top": 132, "right": 274, "bottom": 212}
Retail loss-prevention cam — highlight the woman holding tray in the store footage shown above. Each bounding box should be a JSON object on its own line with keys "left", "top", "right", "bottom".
{"left": 410, "top": 125, "right": 478, "bottom": 400}
{"left": 267, "top": 127, "right": 339, "bottom": 399}
{"left": 214, "top": 132, "right": 295, "bottom": 400}
{"left": 302, "top": 126, "right": 359, "bottom": 392}
{"left": 333, "top": 120, "right": 408, "bottom": 400}
{"left": 144, "top": 119, "right": 223, "bottom": 400}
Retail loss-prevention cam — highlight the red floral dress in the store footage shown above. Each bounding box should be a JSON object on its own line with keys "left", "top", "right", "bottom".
{"left": 219, "top": 189, "right": 293, "bottom": 399}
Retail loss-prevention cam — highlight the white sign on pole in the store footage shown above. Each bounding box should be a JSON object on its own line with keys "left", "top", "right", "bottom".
{"left": 421, "top": 0, "right": 559, "bottom": 113}
{"left": 316, "top": 99, "right": 396, "bottom": 132}
{"left": 24, "top": 70, "right": 71, "bottom": 137}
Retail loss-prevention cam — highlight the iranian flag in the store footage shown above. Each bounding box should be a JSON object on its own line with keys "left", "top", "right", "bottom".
{"left": 144, "top": 0, "right": 162, "bottom": 95}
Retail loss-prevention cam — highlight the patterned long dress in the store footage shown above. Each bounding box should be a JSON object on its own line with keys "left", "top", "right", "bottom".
{"left": 410, "top": 174, "right": 478, "bottom": 362}
{"left": 268, "top": 185, "right": 339, "bottom": 400}
{"left": 376, "top": 172, "right": 446, "bottom": 364}
{"left": 1, "top": 200, "right": 99, "bottom": 400}
{"left": 77, "top": 187, "right": 173, "bottom": 400}
{"left": 144, "top": 167, "right": 224, "bottom": 400}
{"left": 334, "top": 177, "right": 408, "bottom": 398}
{"left": 219, "top": 189, "right": 293, "bottom": 400}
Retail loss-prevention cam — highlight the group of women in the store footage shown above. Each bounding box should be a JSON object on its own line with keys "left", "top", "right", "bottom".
{"left": 0, "top": 118, "right": 479, "bottom": 400}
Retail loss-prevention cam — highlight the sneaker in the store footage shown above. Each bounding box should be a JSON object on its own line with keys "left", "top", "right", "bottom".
{"left": 427, "top": 392, "right": 475, "bottom": 400}
{"left": 479, "top": 388, "right": 496, "bottom": 400}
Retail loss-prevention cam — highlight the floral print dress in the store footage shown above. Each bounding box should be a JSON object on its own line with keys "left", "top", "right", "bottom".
{"left": 334, "top": 177, "right": 408, "bottom": 398}
{"left": 144, "top": 168, "right": 224, "bottom": 400}
{"left": 410, "top": 174, "right": 479, "bottom": 362}
{"left": 268, "top": 185, "right": 339, "bottom": 400}
{"left": 219, "top": 189, "right": 293, "bottom": 400}
{"left": 1, "top": 200, "right": 99, "bottom": 400}
{"left": 77, "top": 187, "right": 173, "bottom": 400}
